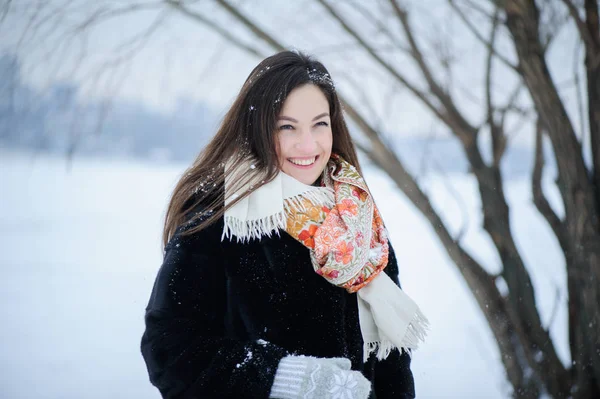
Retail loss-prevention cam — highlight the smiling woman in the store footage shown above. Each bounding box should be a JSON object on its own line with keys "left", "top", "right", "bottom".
{"left": 140, "top": 50, "right": 428, "bottom": 399}
{"left": 276, "top": 85, "right": 333, "bottom": 185}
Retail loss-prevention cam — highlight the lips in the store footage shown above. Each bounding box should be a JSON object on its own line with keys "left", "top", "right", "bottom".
{"left": 288, "top": 155, "right": 319, "bottom": 167}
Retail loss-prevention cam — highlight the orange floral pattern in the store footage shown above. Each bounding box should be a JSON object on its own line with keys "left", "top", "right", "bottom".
{"left": 298, "top": 224, "right": 318, "bottom": 248}
{"left": 285, "top": 154, "right": 389, "bottom": 293}
{"left": 337, "top": 198, "right": 358, "bottom": 216}
{"left": 334, "top": 241, "right": 354, "bottom": 264}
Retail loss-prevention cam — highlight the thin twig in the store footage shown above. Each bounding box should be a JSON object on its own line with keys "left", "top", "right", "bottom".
{"left": 431, "top": 156, "right": 471, "bottom": 242}
{"left": 346, "top": 1, "right": 411, "bottom": 54}
{"left": 389, "top": 0, "right": 481, "bottom": 141}
{"left": 485, "top": 6, "right": 507, "bottom": 167}
{"left": 316, "top": 0, "right": 448, "bottom": 127}
{"left": 560, "top": 0, "right": 597, "bottom": 55}
{"left": 214, "top": 0, "right": 285, "bottom": 51}
{"left": 389, "top": 0, "right": 452, "bottom": 108}
{"left": 498, "top": 83, "right": 525, "bottom": 129}
{"left": 448, "top": 0, "right": 519, "bottom": 73}
{"left": 546, "top": 283, "right": 562, "bottom": 330}
{"left": 165, "top": 0, "right": 266, "bottom": 57}
{"left": 540, "top": 2, "right": 571, "bottom": 53}
{"left": 0, "top": 0, "right": 12, "bottom": 23}
{"left": 337, "top": 71, "right": 382, "bottom": 133}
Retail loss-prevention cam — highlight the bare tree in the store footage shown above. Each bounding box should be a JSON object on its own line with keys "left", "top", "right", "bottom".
{"left": 3, "top": 0, "right": 599, "bottom": 397}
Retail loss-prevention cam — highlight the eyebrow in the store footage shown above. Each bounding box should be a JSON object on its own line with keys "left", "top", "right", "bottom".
{"left": 278, "top": 113, "right": 330, "bottom": 123}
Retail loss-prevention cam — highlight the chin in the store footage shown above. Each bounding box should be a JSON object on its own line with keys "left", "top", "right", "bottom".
{"left": 281, "top": 169, "right": 316, "bottom": 184}
{"left": 296, "top": 174, "right": 320, "bottom": 185}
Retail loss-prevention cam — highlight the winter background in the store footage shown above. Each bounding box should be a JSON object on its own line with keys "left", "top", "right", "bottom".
{"left": 0, "top": 1, "right": 574, "bottom": 398}
{"left": 0, "top": 147, "right": 568, "bottom": 399}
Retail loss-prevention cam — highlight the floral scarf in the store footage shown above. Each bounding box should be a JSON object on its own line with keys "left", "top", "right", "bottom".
{"left": 223, "top": 154, "right": 429, "bottom": 360}
{"left": 285, "top": 154, "right": 389, "bottom": 293}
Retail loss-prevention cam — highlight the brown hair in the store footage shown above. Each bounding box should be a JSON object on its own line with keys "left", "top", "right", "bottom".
{"left": 162, "top": 50, "right": 361, "bottom": 248}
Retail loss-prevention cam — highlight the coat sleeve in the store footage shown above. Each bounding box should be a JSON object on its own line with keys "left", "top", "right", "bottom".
{"left": 140, "top": 218, "right": 288, "bottom": 399}
{"left": 373, "top": 243, "right": 416, "bottom": 399}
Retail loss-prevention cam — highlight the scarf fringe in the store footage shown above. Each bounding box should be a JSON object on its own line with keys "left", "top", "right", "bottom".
{"left": 283, "top": 187, "right": 334, "bottom": 214}
{"left": 363, "top": 307, "right": 430, "bottom": 361}
{"left": 404, "top": 307, "right": 430, "bottom": 348}
{"left": 363, "top": 340, "right": 396, "bottom": 361}
{"left": 222, "top": 212, "right": 286, "bottom": 242}
{"left": 223, "top": 187, "right": 334, "bottom": 242}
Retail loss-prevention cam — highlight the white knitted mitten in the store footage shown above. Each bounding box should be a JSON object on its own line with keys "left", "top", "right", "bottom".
{"left": 269, "top": 355, "right": 371, "bottom": 399}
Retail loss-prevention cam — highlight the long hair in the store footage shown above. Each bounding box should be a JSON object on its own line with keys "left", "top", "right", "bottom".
{"left": 162, "top": 50, "right": 361, "bottom": 247}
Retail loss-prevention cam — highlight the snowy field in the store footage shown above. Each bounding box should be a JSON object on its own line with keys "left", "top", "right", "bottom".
{"left": 0, "top": 150, "right": 569, "bottom": 398}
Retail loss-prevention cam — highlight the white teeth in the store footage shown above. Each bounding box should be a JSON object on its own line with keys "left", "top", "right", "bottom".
{"left": 289, "top": 157, "right": 316, "bottom": 166}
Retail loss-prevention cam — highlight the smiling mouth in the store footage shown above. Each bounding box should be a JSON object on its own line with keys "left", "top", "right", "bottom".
{"left": 288, "top": 155, "right": 318, "bottom": 167}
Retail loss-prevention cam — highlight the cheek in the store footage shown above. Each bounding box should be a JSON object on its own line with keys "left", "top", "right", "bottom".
{"left": 275, "top": 134, "right": 286, "bottom": 159}
{"left": 276, "top": 134, "right": 294, "bottom": 168}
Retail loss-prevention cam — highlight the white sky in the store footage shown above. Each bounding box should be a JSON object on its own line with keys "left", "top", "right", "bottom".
{"left": 0, "top": 0, "right": 587, "bottom": 149}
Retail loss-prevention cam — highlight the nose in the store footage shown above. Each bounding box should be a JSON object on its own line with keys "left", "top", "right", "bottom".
{"left": 293, "top": 128, "right": 318, "bottom": 153}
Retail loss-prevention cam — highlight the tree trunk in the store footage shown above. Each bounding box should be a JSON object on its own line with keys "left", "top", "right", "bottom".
{"left": 583, "top": 0, "right": 600, "bottom": 394}
{"left": 504, "top": 0, "right": 600, "bottom": 397}
{"left": 364, "top": 137, "right": 540, "bottom": 398}
{"left": 584, "top": 0, "right": 600, "bottom": 213}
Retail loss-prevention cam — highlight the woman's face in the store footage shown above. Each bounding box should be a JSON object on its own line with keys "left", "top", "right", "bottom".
{"left": 276, "top": 84, "right": 333, "bottom": 185}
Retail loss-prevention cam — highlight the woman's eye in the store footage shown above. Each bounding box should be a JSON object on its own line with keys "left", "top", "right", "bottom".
{"left": 316, "top": 121, "right": 329, "bottom": 127}
{"left": 278, "top": 124, "right": 294, "bottom": 130}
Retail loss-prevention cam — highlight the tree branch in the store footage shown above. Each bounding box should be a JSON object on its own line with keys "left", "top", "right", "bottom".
{"left": 389, "top": 1, "right": 460, "bottom": 117}
{"left": 315, "top": 0, "right": 450, "bottom": 128}
{"left": 546, "top": 283, "right": 562, "bottom": 330}
{"left": 431, "top": 157, "right": 471, "bottom": 242}
{"left": 485, "top": 6, "right": 507, "bottom": 167}
{"left": 585, "top": 0, "right": 600, "bottom": 66}
{"left": 448, "top": 0, "right": 519, "bottom": 73}
{"left": 583, "top": 0, "right": 600, "bottom": 259}
{"left": 560, "top": 0, "right": 599, "bottom": 61}
{"left": 504, "top": 0, "right": 593, "bottom": 207}
{"left": 496, "top": 83, "right": 532, "bottom": 146}
{"left": 164, "top": 0, "right": 266, "bottom": 57}
{"left": 463, "top": 0, "right": 498, "bottom": 21}
{"left": 78, "top": 9, "right": 166, "bottom": 85}
{"left": 72, "top": 2, "right": 164, "bottom": 34}
{"left": 214, "top": 0, "right": 285, "bottom": 52}
{"left": 336, "top": 70, "right": 383, "bottom": 133}
{"left": 539, "top": 1, "right": 571, "bottom": 54}
{"left": 0, "top": 0, "right": 12, "bottom": 23}
{"left": 532, "top": 119, "right": 568, "bottom": 252}
{"left": 346, "top": 1, "right": 411, "bottom": 54}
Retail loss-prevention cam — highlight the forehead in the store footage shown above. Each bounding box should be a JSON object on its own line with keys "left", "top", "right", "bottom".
{"left": 280, "top": 85, "right": 329, "bottom": 118}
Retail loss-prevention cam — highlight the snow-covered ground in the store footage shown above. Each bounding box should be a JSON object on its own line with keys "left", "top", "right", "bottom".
{"left": 0, "top": 150, "right": 568, "bottom": 398}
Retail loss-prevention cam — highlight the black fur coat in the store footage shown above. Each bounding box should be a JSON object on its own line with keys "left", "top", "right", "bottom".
{"left": 140, "top": 212, "right": 415, "bottom": 399}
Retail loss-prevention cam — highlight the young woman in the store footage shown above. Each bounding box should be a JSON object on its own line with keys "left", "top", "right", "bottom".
{"left": 141, "top": 51, "right": 428, "bottom": 399}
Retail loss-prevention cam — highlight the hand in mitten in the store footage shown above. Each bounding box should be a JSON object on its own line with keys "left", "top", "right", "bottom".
{"left": 269, "top": 355, "right": 371, "bottom": 399}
